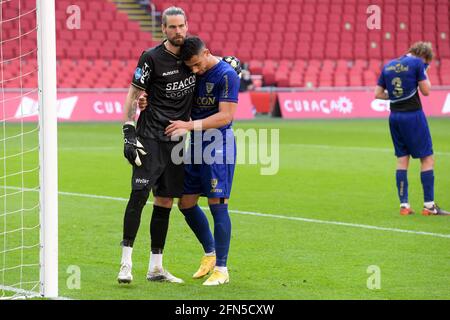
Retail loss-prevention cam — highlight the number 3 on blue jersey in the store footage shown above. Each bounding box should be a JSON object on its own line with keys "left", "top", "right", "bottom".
{"left": 391, "top": 77, "right": 404, "bottom": 98}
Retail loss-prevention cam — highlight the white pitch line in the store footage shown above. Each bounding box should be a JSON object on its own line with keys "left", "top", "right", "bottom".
{"left": 285, "top": 144, "right": 450, "bottom": 156}
{"left": 59, "top": 146, "right": 118, "bottom": 151}
{"left": 6, "top": 186, "right": 448, "bottom": 240}
{"left": 60, "top": 191, "right": 450, "bottom": 239}
{"left": 223, "top": 208, "right": 450, "bottom": 239}
{"left": 58, "top": 144, "right": 450, "bottom": 157}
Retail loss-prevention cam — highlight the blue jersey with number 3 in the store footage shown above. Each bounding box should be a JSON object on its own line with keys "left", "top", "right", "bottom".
{"left": 377, "top": 55, "right": 427, "bottom": 112}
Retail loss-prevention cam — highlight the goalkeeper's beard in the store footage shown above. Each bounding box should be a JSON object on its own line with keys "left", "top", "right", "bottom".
{"left": 167, "top": 36, "right": 184, "bottom": 47}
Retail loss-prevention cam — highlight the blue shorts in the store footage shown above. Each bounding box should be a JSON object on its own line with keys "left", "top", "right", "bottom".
{"left": 183, "top": 129, "right": 236, "bottom": 198}
{"left": 389, "top": 109, "right": 433, "bottom": 159}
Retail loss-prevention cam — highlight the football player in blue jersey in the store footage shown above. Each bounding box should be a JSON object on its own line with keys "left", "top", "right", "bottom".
{"left": 163, "top": 36, "right": 240, "bottom": 285}
{"left": 375, "top": 42, "right": 449, "bottom": 216}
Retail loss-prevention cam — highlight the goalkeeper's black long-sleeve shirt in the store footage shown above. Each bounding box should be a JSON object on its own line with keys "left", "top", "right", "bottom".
{"left": 131, "top": 40, "right": 195, "bottom": 142}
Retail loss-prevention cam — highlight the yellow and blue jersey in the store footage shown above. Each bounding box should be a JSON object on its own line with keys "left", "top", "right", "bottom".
{"left": 184, "top": 60, "right": 240, "bottom": 199}
{"left": 191, "top": 60, "right": 240, "bottom": 130}
{"left": 377, "top": 55, "right": 427, "bottom": 112}
{"left": 380, "top": 56, "right": 434, "bottom": 158}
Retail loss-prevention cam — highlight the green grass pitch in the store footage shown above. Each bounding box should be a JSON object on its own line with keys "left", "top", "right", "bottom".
{"left": 1, "top": 118, "right": 449, "bottom": 299}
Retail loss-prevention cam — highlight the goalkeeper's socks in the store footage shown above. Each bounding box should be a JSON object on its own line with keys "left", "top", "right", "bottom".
{"left": 421, "top": 170, "right": 434, "bottom": 203}
{"left": 210, "top": 203, "right": 231, "bottom": 267}
{"left": 396, "top": 170, "right": 409, "bottom": 204}
{"left": 121, "top": 245, "right": 133, "bottom": 266}
{"left": 180, "top": 205, "right": 215, "bottom": 254}
{"left": 150, "top": 205, "right": 171, "bottom": 253}
{"left": 123, "top": 188, "right": 150, "bottom": 242}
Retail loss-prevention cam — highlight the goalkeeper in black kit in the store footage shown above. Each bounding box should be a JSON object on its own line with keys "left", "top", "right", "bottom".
{"left": 117, "top": 6, "right": 241, "bottom": 284}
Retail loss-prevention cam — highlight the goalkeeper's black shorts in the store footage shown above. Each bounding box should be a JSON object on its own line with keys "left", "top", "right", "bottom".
{"left": 131, "top": 137, "right": 184, "bottom": 198}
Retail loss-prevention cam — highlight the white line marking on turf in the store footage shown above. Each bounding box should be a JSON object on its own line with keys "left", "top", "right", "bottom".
{"left": 59, "top": 146, "right": 118, "bottom": 151}
{"left": 225, "top": 208, "right": 450, "bottom": 239}
{"left": 285, "top": 144, "right": 450, "bottom": 156}
{"left": 6, "top": 186, "right": 449, "bottom": 239}
{"left": 59, "top": 144, "right": 450, "bottom": 156}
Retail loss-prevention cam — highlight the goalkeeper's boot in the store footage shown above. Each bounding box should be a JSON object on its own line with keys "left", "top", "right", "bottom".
{"left": 193, "top": 255, "right": 216, "bottom": 279}
{"left": 147, "top": 267, "right": 184, "bottom": 283}
{"left": 422, "top": 204, "right": 450, "bottom": 216}
{"left": 400, "top": 205, "right": 414, "bottom": 216}
{"left": 202, "top": 268, "right": 229, "bottom": 286}
{"left": 117, "top": 263, "right": 133, "bottom": 284}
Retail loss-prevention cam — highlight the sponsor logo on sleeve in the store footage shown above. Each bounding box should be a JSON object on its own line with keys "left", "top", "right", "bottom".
{"left": 134, "top": 67, "right": 142, "bottom": 80}
{"left": 140, "top": 62, "right": 151, "bottom": 84}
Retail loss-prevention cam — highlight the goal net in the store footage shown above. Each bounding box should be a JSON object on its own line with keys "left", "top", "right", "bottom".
{"left": 0, "top": 0, "right": 57, "bottom": 299}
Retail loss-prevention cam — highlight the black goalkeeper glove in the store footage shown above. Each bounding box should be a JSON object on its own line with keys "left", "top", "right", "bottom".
{"left": 222, "top": 56, "right": 242, "bottom": 78}
{"left": 123, "top": 124, "right": 147, "bottom": 167}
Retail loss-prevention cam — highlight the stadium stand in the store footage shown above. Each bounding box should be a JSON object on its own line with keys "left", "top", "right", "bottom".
{"left": 1, "top": 0, "right": 449, "bottom": 89}
{"left": 153, "top": 0, "right": 449, "bottom": 87}
{"left": 2, "top": 0, "right": 157, "bottom": 88}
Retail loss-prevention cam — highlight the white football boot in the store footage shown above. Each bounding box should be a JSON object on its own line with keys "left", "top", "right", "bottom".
{"left": 146, "top": 267, "right": 184, "bottom": 283}
{"left": 117, "top": 263, "right": 133, "bottom": 284}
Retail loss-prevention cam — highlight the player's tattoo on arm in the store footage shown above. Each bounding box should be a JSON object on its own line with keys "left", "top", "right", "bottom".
{"left": 123, "top": 85, "right": 143, "bottom": 123}
{"left": 127, "top": 99, "right": 137, "bottom": 122}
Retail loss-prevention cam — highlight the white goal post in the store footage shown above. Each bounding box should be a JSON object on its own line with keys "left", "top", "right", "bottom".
{"left": 0, "top": 0, "right": 59, "bottom": 299}
{"left": 37, "top": 0, "right": 58, "bottom": 298}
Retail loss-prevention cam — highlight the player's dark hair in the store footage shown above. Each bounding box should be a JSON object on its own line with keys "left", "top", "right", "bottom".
{"left": 408, "top": 42, "right": 434, "bottom": 63}
{"left": 162, "top": 6, "right": 186, "bottom": 26}
{"left": 180, "top": 36, "right": 205, "bottom": 61}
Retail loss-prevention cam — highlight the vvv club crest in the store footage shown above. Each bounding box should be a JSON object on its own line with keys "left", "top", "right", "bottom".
{"left": 206, "top": 82, "right": 214, "bottom": 94}
{"left": 211, "top": 178, "right": 218, "bottom": 189}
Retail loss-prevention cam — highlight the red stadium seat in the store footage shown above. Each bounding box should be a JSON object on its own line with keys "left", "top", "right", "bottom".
{"left": 65, "top": 46, "right": 82, "bottom": 59}
{"left": 82, "top": 48, "right": 98, "bottom": 59}
{"left": 191, "top": 3, "right": 204, "bottom": 12}
{"left": 43, "top": 0, "right": 450, "bottom": 88}
{"left": 281, "top": 46, "right": 297, "bottom": 60}
{"left": 73, "top": 30, "right": 89, "bottom": 42}
{"left": 88, "top": 2, "right": 103, "bottom": 12}
{"left": 339, "top": 42, "right": 354, "bottom": 60}
{"left": 83, "top": 12, "right": 98, "bottom": 22}
{"left": 98, "top": 11, "right": 114, "bottom": 23}
{"left": 261, "top": 4, "right": 274, "bottom": 14}
{"left": 256, "top": 33, "right": 269, "bottom": 42}
{"left": 57, "top": 30, "right": 72, "bottom": 41}
{"left": 248, "top": 60, "right": 264, "bottom": 74}
{"left": 106, "top": 31, "right": 122, "bottom": 43}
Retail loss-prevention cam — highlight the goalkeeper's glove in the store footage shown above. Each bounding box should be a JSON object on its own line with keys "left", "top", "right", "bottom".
{"left": 222, "top": 56, "right": 242, "bottom": 78}
{"left": 123, "top": 123, "right": 147, "bottom": 166}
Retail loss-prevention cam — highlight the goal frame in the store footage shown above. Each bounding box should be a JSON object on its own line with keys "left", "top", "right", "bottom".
{"left": 37, "top": 0, "right": 58, "bottom": 298}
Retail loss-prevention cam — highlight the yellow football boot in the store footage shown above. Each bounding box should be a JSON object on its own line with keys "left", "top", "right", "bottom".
{"left": 202, "top": 269, "right": 229, "bottom": 286}
{"left": 193, "top": 255, "right": 216, "bottom": 279}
